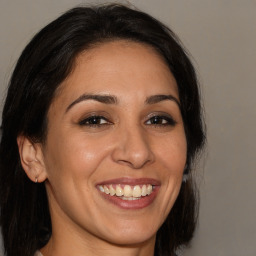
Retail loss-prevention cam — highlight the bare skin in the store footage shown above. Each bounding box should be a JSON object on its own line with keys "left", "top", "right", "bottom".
{"left": 19, "top": 40, "right": 187, "bottom": 256}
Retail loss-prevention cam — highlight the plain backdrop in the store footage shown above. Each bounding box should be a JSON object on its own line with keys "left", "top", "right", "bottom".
{"left": 0, "top": 1, "right": 256, "bottom": 256}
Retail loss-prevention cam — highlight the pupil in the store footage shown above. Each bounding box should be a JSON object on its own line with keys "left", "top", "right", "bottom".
{"left": 90, "top": 117, "right": 99, "bottom": 124}
{"left": 152, "top": 117, "right": 160, "bottom": 124}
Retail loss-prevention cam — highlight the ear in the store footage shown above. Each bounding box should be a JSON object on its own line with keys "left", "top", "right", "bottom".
{"left": 17, "top": 135, "right": 48, "bottom": 183}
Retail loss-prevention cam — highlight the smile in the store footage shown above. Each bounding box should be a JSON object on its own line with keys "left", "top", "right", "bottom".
{"left": 96, "top": 178, "right": 160, "bottom": 209}
{"left": 98, "top": 184, "right": 153, "bottom": 199}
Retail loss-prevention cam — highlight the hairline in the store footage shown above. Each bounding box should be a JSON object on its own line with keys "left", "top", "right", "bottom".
{"left": 41, "top": 37, "right": 178, "bottom": 143}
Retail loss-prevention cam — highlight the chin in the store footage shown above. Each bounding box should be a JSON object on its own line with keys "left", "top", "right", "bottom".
{"left": 107, "top": 232, "right": 156, "bottom": 246}
{"left": 99, "top": 220, "right": 158, "bottom": 246}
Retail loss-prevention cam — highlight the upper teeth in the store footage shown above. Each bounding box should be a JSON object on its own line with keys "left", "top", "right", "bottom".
{"left": 98, "top": 184, "right": 153, "bottom": 198}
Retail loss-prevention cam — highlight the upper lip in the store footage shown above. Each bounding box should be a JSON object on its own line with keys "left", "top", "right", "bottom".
{"left": 96, "top": 177, "right": 161, "bottom": 186}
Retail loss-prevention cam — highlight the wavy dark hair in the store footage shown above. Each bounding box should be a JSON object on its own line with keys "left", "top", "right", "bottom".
{"left": 0, "top": 4, "right": 205, "bottom": 256}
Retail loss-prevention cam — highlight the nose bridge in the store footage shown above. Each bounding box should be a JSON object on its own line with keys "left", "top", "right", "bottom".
{"left": 112, "top": 122, "right": 154, "bottom": 169}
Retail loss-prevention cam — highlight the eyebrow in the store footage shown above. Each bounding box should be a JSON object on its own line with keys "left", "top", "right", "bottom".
{"left": 66, "top": 94, "right": 118, "bottom": 112}
{"left": 66, "top": 93, "right": 180, "bottom": 113}
{"left": 145, "top": 94, "right": 180, "bottom": 108}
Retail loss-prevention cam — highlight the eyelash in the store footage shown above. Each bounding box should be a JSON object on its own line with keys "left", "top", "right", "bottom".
{"left": 145, "top": 115, "right": 177, "bottom": 126}
{"left": 79, "top": 114, "right": 176, "bottom": 127}
{"left": 79, "top": 116, "right": 111, "bottom": 127}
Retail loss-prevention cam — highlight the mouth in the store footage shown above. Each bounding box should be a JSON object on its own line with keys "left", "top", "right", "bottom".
{"left": 96, "top": 178, "right": 160, "bottom": 209}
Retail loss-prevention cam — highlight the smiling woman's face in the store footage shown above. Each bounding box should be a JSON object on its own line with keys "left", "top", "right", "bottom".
{"left": 40, "top": 40, "right": 187, "bottom": 247}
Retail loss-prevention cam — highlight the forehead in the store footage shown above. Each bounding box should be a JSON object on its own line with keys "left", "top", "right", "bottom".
{"left": 53, "top": 40, "right": 179, "bottom": 107}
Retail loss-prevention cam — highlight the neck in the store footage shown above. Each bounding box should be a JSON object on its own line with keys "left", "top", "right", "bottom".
{"left": 41, "top": 234, "right": 156, "bottom": 256}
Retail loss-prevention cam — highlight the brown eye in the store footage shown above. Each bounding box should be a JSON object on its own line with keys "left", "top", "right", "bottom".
{"left": 145, "top": 115, "right": 177, "bottom": 126}
{"left": 79, "top": 116, "right": 110, "bottom": 126}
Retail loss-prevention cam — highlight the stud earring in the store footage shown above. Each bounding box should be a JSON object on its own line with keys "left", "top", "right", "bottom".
{"left": 182, "top": 164, "right": 189, "bottom": 183}
{"left": 35, "top": 177, "right": 38, "bottom": 183}
{"left": 182, "top": 173, "right": 189, "bottom": 183}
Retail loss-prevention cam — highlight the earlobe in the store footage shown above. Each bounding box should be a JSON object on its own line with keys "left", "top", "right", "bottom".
{"left": 17, "top": 136, "right": 48, "bottom": 183}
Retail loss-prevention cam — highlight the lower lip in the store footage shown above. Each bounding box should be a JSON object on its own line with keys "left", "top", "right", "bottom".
{"left": 98, "top": 186, "right": 160, "bottom": 210}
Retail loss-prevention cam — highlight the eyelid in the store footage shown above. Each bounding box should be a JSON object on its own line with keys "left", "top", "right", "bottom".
{"left": 144, "top": 112, "right": 177, "bottom": 126}
{"left": 78, "top": 112, "right": 113, "bottom": 126}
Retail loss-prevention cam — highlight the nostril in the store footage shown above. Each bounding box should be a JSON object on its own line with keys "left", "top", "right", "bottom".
{"left": 115, "top": 154, "right": 153, "bottom": 169}
{"left": 111, "top": 129, "right": 154, "bottom": 168}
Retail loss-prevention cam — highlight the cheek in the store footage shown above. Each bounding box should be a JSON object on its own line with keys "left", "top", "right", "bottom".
{"left": 155, "top": 130, "right": 187, "bottom": 173}
{"left": 43, "top": 133, "right": 107, "bottom": 214}
{"left": 43, "top": 130, "right": 113, "bottom": 185}
{"left": 154, "top": 130, "right": 187, "bottom": 212}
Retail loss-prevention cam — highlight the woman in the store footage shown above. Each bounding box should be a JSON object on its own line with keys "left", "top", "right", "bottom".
{"left": 0, "top": 4, "right": 205, "bottom": 256}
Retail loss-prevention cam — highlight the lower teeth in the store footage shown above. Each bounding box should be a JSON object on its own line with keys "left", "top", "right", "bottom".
{"left": 120, "top": 196, "right": 141, "bottom": 200}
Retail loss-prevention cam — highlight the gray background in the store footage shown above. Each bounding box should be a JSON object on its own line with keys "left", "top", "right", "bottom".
{"left": 0, "top": 0, "right": 255, "bottom": 255}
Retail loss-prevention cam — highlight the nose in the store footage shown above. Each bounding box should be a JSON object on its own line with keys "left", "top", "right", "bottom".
{"left": 111, "top": 125, "right": 155, "bottom": 169}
